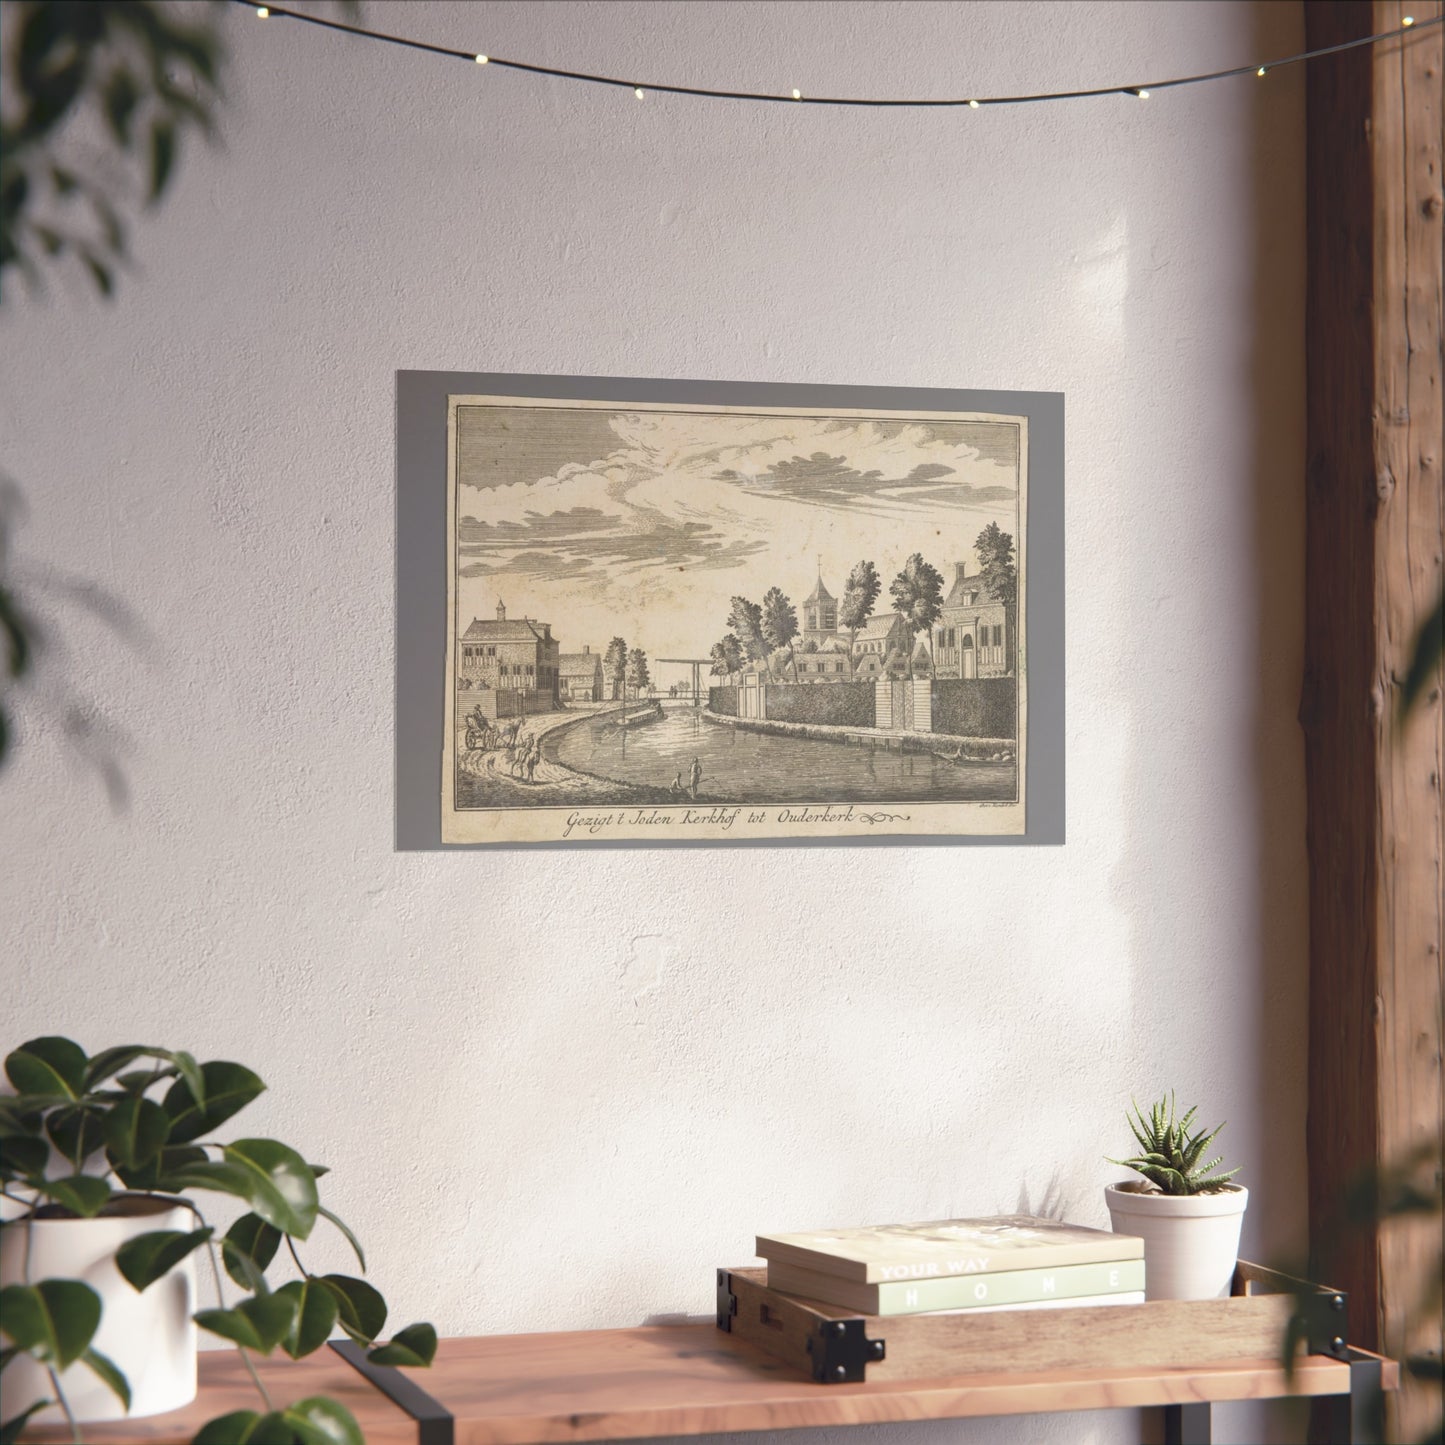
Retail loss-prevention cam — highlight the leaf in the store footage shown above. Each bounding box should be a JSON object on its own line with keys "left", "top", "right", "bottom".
{"left": 282, "top": 1397, "right": 365, "bottom": 1445}
{"left": 0, "top": 1280, "right": 101, "bottom": 1368}
{"left": 1, "top": 1401, "right": 53, "bottom": 1445}
{"left": 318, "top": 1205, "right": 365, "bottom": 1272}
{"left": 115, "top": 1066, "right": 176, "bottom": 1093}
{"left": 194, "top": 1292, "right": 298, "bottom": 1355}
{"left": 46, "top": 1104, "right": 108, "bottom": 1166}
{"left": 168, "top": 1051, "right": 205, "bottom": 1112}
{"left": 318, "top": 1275, "right": 385, "bottom": 1346}
{"left": 86, "top": 1046, "right": 200, "bottom": 1107}
{"left": 35, "top": 1173, "right": 112, "bottom": 1216}
{"left": 104, "top": 1094, "right": 171, "bottom": 1168}
{"left": 367, "top": 1322, "right": 437, "bottom": 1368}
{"left": 192, "top": 1410, "right": 297, "bottom": 1445}
{"left": 148, "top": 118, "right": 176, "bottom": 202}
{"left": 193, "top": 1411, "right": 264, "bottom": 1445}
{"left": 220, "top": 1139, "right": 318, "bottom": 1240}
{"left": 276, "top": 1278, "right": 339, "bottom": 1359}
{"left": 113, "top": 1141, "right": 207, "bottom": 1192}
{"left": 223, "top": 1213, "right": 281, "bottom": 1289}
{"left": 116, "top": 1226, "right": 213, "bottom": 1291}
{"left": 0, "top": 1134, "right": 48, "bottom": 1181}
{"left": 81, "top": 1346, "right": 131, "bottom": 1409}
{"left": 0, "top": 1096, "right": 46, "bottom": 1136}
{"left": 5, "top": 1036, "right": 87, "bottom": 1099}
{"left": 162, "top": 1061, "right": 264, "bottom": 1144}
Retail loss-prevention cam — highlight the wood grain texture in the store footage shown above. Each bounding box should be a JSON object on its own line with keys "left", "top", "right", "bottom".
{"left": 14, "top": 1323, "right": 1399, "bottom": 1445}
{"left": 426, "top": 1324, "right": 1394, "bottom": 1445}
{"left": 729, "top": 1266, "right": 1297, "bottom": 1383}
{"left": 1304, "top": 2, "right": 1444, "bottom": 1439}
{"left": 18, "top": 1349, "right": 418, "bottom": 1445}
{"left": 1373, "top": 9, "right": 1445, "bottom": 1443}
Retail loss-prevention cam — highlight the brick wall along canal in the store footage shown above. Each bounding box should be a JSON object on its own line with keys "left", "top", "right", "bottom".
{"left": 545, "top": 706, "right": 1015, "bottom": 804}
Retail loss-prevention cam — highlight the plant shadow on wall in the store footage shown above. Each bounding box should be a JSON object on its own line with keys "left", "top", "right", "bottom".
{"left": 0, "top": 0, "right": 225, "bottom": 793}
{"left": 0, "top": 1037, "right": 437, "bottom": 1443}
{"left": 0, "top": 0, "right": 353, "bottom": 793}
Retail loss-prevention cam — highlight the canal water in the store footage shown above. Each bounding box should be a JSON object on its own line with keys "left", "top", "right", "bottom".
{"left": 547, "top": 707, "right": 1016, "bottom": 804}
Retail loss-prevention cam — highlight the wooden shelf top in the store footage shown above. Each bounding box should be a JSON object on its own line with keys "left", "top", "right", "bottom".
{"left": 19, "top": 1323, "right": 1400, "bottom": 1445}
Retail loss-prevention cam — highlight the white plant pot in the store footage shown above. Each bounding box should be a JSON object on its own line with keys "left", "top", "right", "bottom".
{"left": 1104, "top": 1181, "right": 1249, "bottom": 1301}
{"left": 0, "top": 1194, "right": 198, "bottom": 1423}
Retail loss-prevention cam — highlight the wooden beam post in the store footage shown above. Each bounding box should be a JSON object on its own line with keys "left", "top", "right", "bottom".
{"left": 1303, "top": 2, "right": 1444, "bottom": 1439}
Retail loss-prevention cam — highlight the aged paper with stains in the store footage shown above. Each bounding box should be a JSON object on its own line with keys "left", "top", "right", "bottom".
{"left": 442, "top": 394, "right": 1026, "bottom": 843}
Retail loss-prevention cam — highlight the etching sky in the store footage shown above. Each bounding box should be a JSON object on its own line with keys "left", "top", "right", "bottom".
{"left": 454, "top": 402, "right": 1021, "bottom": 674}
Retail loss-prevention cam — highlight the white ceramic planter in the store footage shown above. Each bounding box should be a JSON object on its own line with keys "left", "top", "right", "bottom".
{"left": 0, "top": 1195, "right": 198, "bottom": 1423}
{"left": 1104, "top": 1181, "right": 1249, "bottom": 1301}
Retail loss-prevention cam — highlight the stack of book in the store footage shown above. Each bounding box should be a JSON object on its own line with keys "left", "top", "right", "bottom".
{"left": 756, "top": 1215, "right": 1145, "bottom": 1316}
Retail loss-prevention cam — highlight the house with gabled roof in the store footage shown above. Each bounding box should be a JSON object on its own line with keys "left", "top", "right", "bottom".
{"left": 559, "top": 646, "right": 603, "bottom": 703}
{"left": 457, "top": 600, "right": 560, "bottom": 707}
{"left": 850, "top": 611, "right": 910, "bottom": 679}
{"left": 934, "top": 562, "right": 1009, "bottom": 679}
{"left": 794, "top": 636, "right": 852, "bottom": 683}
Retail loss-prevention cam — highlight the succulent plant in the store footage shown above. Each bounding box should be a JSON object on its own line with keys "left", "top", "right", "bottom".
{"left": 1108, "top": 1092, "right": 1241, "bottom": 1196}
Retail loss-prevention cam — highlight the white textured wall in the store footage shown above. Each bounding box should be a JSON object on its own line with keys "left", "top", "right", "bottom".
{"left": 2, "top": 2, "right": 1307, "bottom": 1441}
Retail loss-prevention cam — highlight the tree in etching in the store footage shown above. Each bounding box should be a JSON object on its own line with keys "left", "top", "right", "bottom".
{"left": 975, "top": 522, "right": 1018, "bottom": 670}
{"left": 727, "top": 596, "right": 768, "bottom": 673}
{"left": 761, "top": 587, "right": 800, "bottom": 682}
{"left": 604, "top": 636, "right": 628, "bottom": 701}
{"left": 840, "top": 560, "right": 881, "bottom": 675}
{"left": 889, "top": 553, "right": 944, "bottom": 679}
{"left": 626, "top": 647, "right": 651, "bottom": 699}
{"left": 710, "top": 634, "right": 744, "bottom": 678}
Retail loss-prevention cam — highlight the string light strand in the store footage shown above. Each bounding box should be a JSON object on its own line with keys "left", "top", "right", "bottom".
{"left": 236, "top": 2, "right": 1439, "bottom": 110}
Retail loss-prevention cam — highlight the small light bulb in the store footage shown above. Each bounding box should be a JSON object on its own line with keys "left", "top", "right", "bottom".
{"left": 1137, "top": 89, "right": 1150, "bottom": 100}
{"left": 968, "top": 99, "right": 980, "bottom": 109}
{"left": 634, "top": 86, "right": 644, "bottom": 99}
{"left": 1402, "top": 14, "right": 1415, "bottom": 24}
{"left": 1257, "top": 66, "right": 1267, "bottom": 77}
{"left": 475, "top": 53, "right": 488, "bottom": 64}
{"left": 792, "top": 88, "right": 802, "bottom": 100}
{"left": 256, "top": 4, "right": 269, "bottom": 14}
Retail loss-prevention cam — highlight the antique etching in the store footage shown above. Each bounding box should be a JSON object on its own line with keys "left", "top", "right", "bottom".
{"left": 442, "top": 394, "right": 1026, "bottom": 843}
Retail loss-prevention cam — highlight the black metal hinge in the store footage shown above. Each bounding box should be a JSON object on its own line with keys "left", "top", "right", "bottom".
{"left": 716, "top": 1268, "right": 738, "bottom": 1331}
{"left": 805, "top": 1317, "right": 886, "bottom": 1383}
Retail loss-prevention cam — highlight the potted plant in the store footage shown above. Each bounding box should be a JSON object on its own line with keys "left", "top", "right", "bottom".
{"left": 1104, "top": 1092, "right": 1248, "bottom": 1301}
{"left": 0, "top": 1036, "right": 436, "bottom": 1443}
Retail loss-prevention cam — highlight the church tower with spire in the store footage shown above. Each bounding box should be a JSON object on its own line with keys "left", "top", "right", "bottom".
{"left": 801, "top": 565, "right": 838, "bottom": 647}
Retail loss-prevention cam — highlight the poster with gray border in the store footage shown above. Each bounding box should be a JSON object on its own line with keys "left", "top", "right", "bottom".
{"left": 442, "top": 393, "right": 1027, "bottom": 844}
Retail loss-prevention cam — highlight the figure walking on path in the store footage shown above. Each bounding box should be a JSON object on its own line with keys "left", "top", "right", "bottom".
{"left": 688, "top": 756, "right": 702, "bottom": 800}
{"left": 525, "top": 737, "right": 539, "bottom": 782}
{"left": 669, "top": 771, "right": 683, "bottom": 794}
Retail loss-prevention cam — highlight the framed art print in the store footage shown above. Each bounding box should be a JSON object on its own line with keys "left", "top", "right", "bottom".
{"left": 396, "top": 373, "right": 1063, "bottom": 848}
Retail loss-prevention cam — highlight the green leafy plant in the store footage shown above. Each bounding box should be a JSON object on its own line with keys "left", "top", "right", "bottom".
{"left": 1108, "top": 1092, "right": 1241, "bottom": 1196}
{"left": 0, "top": 1036, "right": 436, "bottom": 1444}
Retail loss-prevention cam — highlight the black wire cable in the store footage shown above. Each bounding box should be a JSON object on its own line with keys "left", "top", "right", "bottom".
{"left": 233, "top": 1, "right": 1440, "bottom": 109}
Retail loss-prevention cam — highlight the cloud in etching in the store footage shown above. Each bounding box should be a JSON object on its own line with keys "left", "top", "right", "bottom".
{"left": 457, "top": 413, "right": 1016, "bottom": 589}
